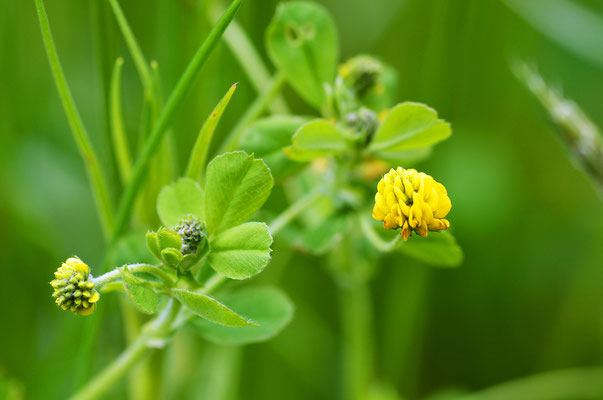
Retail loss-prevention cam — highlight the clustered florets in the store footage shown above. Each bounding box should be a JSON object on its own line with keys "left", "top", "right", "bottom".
{"left": 372, "top": 167, "right": 451, "bottom": 241}
{"left": 174, "top": 215, "right": 204, "bottom": 255}
{"left": 50, "top": 257, "right": 99, "bottom": 316}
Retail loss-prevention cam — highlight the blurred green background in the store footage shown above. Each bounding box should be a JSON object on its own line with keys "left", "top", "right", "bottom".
{"left": 1, "top": 0, "right": 602, "bottom": 399}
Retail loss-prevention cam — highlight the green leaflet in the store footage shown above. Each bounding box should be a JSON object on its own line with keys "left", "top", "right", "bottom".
{"left": 157, "top": 178, "right": 204, "bottom": 227}
{"left": 120, "top": 268, "right": 160, "bottom": 314}
{"left": 204, "top": 152, "right": 273, "bottom": 235}
{"left": 284, "top": 119, "right": 349, "bottom": 161}
{"left": 171, "top": 288, "right": 256, "bottom": 327}
{"left": 369, "top": 102, "right": 451, "bottom": 156}
{"left": 266, "top": 2, "right": 338, "bottom": 108}
{"left": 397, "top": 231, "right": 463, "bottom": 268}
{"left": 208, "top": 222, "right": 273, "bottom": 280}
{"left": 192, "top": 286, "right": 294, "bottom": 345}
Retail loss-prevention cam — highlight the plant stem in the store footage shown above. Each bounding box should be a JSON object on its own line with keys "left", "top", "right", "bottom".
{"left": 269, "top": 186, "right": 324, "bottom": 235}
{"left": 71, "top": 272, "right": 227, "bottom": 400}
{"left": 218, "top": 71, "right": 286, "bottom": 154}
{"left": 338, "top": 283, "right": 373, "bottom": 400}
{"left": 110, "top": 57, "right": 133, "bottom": 184}
{"left": 358, "top": 213, "right": 402, "bottom": 252}
{"left": 111, "top": 0, "right": 244, "bottom": 241}
{"left": 35, "top": 0, "right": 114, "bottom": 239}
{"left": 208, "top": 3, "right": 289, "bottom": 115}
{"left": 94, "top": 264, "right": 176, "bottom": 288}
{"left": 71, "top": 300, "right": 181, "bottom": 400}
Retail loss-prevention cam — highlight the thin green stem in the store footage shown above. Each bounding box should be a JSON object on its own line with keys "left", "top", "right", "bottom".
{"left": 71, "top": 273, "right": 228, "bottom": 400}
{"left": 35, "top": 0, "right": 114, "bottom": 239}
{"left": 338, "top": 283, "right": 373, "bottom": 400}
{"left": 94, "top": 263, "right": 176, "bottom": 288}
{"left": 269, "top": 186, "right": 324, "bottom": 235}
{"left": 108, "top": 0, "right": 154, "bottom": 96}
{"left": 359, "top": 213, "right": 402, "bottom": 252}
{"left": 111, "top": 0, "right": 244, "bottom": 241}
{"left": 218, "top": 71, "right": 286, "bottom": 154}
{"left": 110, "top": 57, "right": 133, "bottom": 183}
{"left": 208, "top": 3, "right": 289, "bottom": 115}
{"left": 70, "top": 300, "right": 181, "bottom": 400}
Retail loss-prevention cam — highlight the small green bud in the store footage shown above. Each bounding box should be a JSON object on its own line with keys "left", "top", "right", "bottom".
{"left": 50, "top": 257, "right": 100, "bottom": 316}
{"left": 146, "top": 231, "right": 161, "bottom": 259}
{"left": 338, "top": 55, "right": 383, "bottom": 98}
{"left": 345, "top": 107, "right": 378, "bottom": 146}
{"left": 157, "top": 228, "right": 182, "bottom": 250}
{"left": 161, "top": 248, "right": 183, "bottom": 268}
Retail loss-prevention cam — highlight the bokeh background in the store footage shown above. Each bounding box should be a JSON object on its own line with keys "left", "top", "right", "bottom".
{"left": 1, "top": 0, "right": 602, "bottom": 399}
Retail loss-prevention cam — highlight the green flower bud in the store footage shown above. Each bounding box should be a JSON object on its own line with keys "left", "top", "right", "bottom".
{"left": 145, "top": 231, "right": 161, "bottom": 259}
{"left": 338, "top": 55, "right": 383, "bottom": 98}
{"left": 161, "top": 248, "right": 184, "bottom": 268}
{"left": 345, "top": 107, "right": 378, "bottom": 146}
{"left": 174, "top": 215, "right": 205, "bottom": 255}
{"left": 157, "top": 228, "right": 182, "bottom": 251}
{"left": 50, "top": 257, "right": 100, "bottom": 316}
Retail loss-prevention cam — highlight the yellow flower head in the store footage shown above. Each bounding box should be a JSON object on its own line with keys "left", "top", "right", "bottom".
{"left": 50, "top": 257, "right": 100, "bottom": 316}
{"left": 372, "top": 167, "right": 451, "bottom": 241}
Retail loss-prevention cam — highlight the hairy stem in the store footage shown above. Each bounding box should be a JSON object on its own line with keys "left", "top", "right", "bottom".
{"left": 94, "top": 264, "right": 176, "bottom": 288}
{"left": 35, "top": 0, "right": 114, "bottom": 239}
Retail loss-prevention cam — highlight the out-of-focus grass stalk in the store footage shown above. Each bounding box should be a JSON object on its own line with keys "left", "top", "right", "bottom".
{"left": 208, "top": 3, "right": 290, "bottom": 115}
{"left": 339, "top": 284, "right": 373, "bottom": 400}
{"left": 110, "top": 58, "right": 133, "bottom": 183}
{"left": 111, "top": 0, "right": 244, "bottom": 242}
{"left": 186, "top": 83, "right": 238, "bottom": 182}
{"left": 194, "top": 345, "right": 242, "bottom": 400}
{"left": 34, "top": 0, "right": 114, "bottom": 239}
{"left": 513, "top": 61, "right": 603, "bottom": 194}
{"left": 269, "top": 186, "right": 324, "bottom": 235}
{"left": 218, "top": 71, "right": 286, "bottom": 154}
{"left": 108, "top": 0, "right": 156, "bottom": 108}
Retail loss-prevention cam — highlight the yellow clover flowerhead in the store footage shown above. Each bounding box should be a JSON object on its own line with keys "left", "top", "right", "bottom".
{"left": 50, "top": 257, "right": 99, "bottom": 316}
{"left": 372, "top": 167, "right": 451, "bottom": 241}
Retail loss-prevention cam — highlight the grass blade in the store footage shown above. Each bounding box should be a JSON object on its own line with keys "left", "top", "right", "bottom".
{"left": 186, "top": 83, "right": 238, "bottom": 182}
{"left": 111, "top": 0, "right": 244, "bottom": 241}
{"left": 110, "top": 57, "right": 133, "bottom": 184}
{"left": 34, "top": 0, "right": 114, "bottom": 238}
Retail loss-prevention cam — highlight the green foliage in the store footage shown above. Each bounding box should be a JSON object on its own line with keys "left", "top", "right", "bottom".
{"left": 204, "top": 152, "right": 273, "bottom": 235}
{"left": 397, "top": 231, "right": 463, "bottom": 268}
{"left": 284, "top": 119, "right": 349, "bottom": 161}
{"left": 368, "top": 102, "right": 451, "bottom": 157}
{"left": 266, "top": 2, "right": 338, "bottom": 108}
{"left": 120, "top": 268, "right": 160, "bottom": 314}
{"left": 171, "top": 288, "right": 256, "bottom": 327}
{"left": 157, "top": 178, "right": 204, "bottom": 227}
{"left": 208, "top": 222, "right": 273, "bottom": 280}
{"left": 193, "top": 286, "right": 294, "bottom": 345}
{"left": 240, "top": 116, "right": 308, "bottom": 180}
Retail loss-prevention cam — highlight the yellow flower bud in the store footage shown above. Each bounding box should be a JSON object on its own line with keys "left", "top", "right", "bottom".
{"left": 50, "top": 257, "right": 100, "bottom": 316}
{"left": 372, "top": 167, "right": 451, "bottom": 241}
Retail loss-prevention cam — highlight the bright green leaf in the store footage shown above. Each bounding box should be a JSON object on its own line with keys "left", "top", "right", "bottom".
{"left": 204, "top": 152, "right": 273, "bottom": 235}
{"left": 369, "top": 102, "right": 451, "bottom": 155}
{"left": 171, "top": 288, "right": 255, "bottom": 327}
{"left": 208, "top": 222, "right": 273, "bottom": 280}
{"left": 371, "top": 147, "right": 433, "bottom": 165}
{"left": 266, "top": 2, "right": 338, "bottom": 108}
{"left": 157, "top": 178, "right": 204, "bottom": 227}
{"left": 120, "top": 268, "right": 160, "bottom": 314}
{"left": 192, "top": 286, "right": 294, "bottom": 345}
{"left": 397, "top": 231, "right": 463, "bottom": 268}
{"left": 284, "top": 119, "right": 349, "bottom": 161}
{"left": 240, "top": 116, "right": 308, "bottom": 180}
